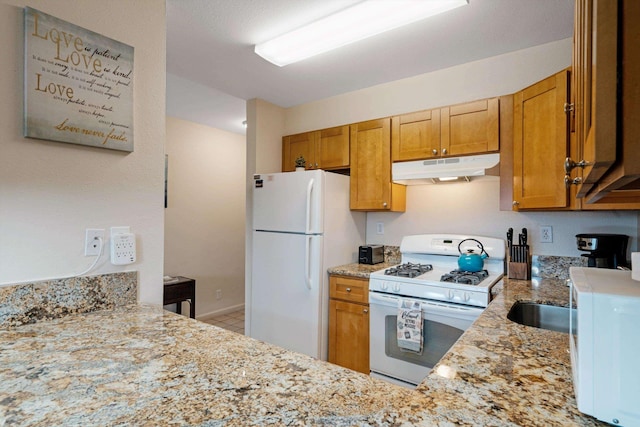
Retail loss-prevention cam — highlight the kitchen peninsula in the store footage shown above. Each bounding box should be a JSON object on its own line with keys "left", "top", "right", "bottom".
{"left": 0, "top": 273, "right": 604, "bottom": 426}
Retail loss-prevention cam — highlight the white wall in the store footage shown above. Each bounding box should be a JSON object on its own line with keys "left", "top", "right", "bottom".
{"left": 279, "top": 38, "right": 639, "bottom": 258}
{"left": 164, "top": 117, "right": 246, "bottom": 317}
{"left": 0, "top": 0, "right": 166, "bottom": 304}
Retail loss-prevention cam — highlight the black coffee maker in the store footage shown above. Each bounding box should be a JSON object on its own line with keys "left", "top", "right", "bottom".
{"left": 576, "top": 233, "right": 629, "bottom": 269}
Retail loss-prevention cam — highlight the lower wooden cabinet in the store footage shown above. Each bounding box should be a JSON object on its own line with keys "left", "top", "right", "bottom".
{"left": 328, "top": 275, "right": 369, "bottom": 374}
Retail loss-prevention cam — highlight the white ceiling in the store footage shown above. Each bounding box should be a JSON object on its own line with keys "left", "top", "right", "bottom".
{"left": 166, "top": 0, "right": 574, "bottom": 135}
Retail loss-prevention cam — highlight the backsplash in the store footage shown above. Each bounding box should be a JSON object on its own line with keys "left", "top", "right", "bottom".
{"left": 0, "top": 272, "right": 137, "bottom": 329}
{"left": 532, "top": 255, "right": 588, "bottom": 280}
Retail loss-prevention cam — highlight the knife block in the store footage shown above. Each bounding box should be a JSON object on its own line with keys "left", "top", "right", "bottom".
{"left": 508, "top": 246, "right": 531, "bottom": 280}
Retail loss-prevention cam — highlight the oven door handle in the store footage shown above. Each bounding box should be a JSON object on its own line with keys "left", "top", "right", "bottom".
{"left": 369, "top": 292, "right": 483, "bottom": 316}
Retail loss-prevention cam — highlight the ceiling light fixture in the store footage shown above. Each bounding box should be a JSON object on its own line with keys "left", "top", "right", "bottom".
{"left": 254, "top": 0, "right": 468, "bottom": 67}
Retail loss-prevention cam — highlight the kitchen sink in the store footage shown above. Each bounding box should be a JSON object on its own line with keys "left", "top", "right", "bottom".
{"left": 507, "top": 302, "right": 576, "bottom": 334}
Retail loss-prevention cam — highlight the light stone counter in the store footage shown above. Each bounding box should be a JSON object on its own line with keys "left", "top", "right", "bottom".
{"left": 0, "top": 272, "right": 606, "bottom": 426}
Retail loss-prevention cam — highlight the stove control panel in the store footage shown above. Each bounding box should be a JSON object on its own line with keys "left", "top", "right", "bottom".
{"left": 369, "top": 278, "right": 491, "bottom": 308}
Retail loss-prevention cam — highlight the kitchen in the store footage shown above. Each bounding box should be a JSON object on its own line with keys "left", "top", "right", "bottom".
{"left": 1, "top": 0, "right": 640, "bottom": 425}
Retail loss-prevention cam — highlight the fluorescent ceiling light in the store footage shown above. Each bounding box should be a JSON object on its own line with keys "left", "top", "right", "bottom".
{"left": 254, "top": 0, "right": 468, "bottom": 67}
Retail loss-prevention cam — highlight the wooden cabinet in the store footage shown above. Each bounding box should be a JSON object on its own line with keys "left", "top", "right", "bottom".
{"left": 328, "top": 275, "right": 369, "bottom": 374}
{"left": 391, "top": 98, "right": 499, "bottom": 162}
{"left": 441, "top": 98, "right": 500, "bottom": 157}
{"left": 350, "top": 118, "right": 406, "bottom": 211}
{"left": 282, "top": 131, "right": 317, "bottom": 172}
{"left": 568, "top": 0, "right": 640, "bottom": 204}
{"left": 282, "top": 125, "right": 349, "bottom": 172}
{"left": 512, "top": 70, "right": 573, "bottom": 210}
{"left": 391, "top": 109, "right": 441, "bottom": 161}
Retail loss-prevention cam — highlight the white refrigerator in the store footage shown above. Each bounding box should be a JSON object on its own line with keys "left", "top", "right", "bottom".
{"left": 249, "top": 170, "right": 365, "bottom": 359}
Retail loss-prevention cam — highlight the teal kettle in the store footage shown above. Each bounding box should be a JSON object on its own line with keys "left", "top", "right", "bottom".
{"left": 457, "top": 238, "right": 489, "bottom": 272}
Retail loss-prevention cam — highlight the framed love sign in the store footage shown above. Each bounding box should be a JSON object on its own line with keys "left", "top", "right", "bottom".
{"left": 24, "top": 7, "right": 134, "bottom": 152}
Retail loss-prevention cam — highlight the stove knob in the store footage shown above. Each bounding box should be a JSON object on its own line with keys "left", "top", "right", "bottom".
{"left": 448, "top": 290, "right": 454, "bottom": 300}
{"left": 464, "top": 292, "right": 471, "bottom": 302}
{"left": 393, "top": 284, "right": 401, "bottom": 293}
{"left": 381, "top": 282, "right": 388, "bottom": 291}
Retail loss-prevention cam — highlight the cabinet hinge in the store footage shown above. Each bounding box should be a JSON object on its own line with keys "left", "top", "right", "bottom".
{"left": 563, "top": 103, "right": 575, "bottom": 113}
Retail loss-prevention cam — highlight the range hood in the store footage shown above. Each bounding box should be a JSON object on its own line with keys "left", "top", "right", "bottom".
{"left": 392, "top": 153, "right": 500, "bottom": 185}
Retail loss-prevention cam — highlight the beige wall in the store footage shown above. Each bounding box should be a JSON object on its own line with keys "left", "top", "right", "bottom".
{"left": 0, "top": 0, "right": 166, "bottom": 304}
{"left": 284, "top": 38, "right": 574, "bottom": 134}
{"left": 165, "top": 117, "right": 246, "bottom": 318}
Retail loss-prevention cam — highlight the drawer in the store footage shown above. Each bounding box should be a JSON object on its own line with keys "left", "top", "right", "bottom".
{"left": 329, "top": 275, "right": 368, "bottom": 304}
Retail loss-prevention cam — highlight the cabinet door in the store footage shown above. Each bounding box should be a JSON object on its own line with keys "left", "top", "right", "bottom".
{"left": 391, "top": 109, "right": 441, "bottom": 161}
{"left": 350, "top": 118, "right": 405, "bottom": 211}
{"left": 573, "top": 0, "right": 618, "bottom": 197}
{"left": 318, "top": 125, "right": 349, "bottom": 170}
{"left": 513, "top": 70, "right": 570, "bottom": 209}
{"left": 328, "top": 299, "right": 369, "bottom": 374}
{"left": 282, "top": 131, "right": 317, "bottom": 172}
{"left": 441, "top": 98, "right": 499, "bottom": 156}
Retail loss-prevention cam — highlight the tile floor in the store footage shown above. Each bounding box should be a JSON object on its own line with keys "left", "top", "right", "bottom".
{"left": 203, "top": 309, "right": 245, "bottom": 335}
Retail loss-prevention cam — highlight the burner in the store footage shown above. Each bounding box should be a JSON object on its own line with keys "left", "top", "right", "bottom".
{"left": 440, "top": 269, "right": 489, "bottom": 286}
{"left": 384, "top": 263, "right": 433, "bottom": 278}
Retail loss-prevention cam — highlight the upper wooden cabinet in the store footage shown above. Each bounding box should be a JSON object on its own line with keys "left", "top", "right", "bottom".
{"left": 441, "top": 98, "right": 500, "bottom": 157}
{"left": 350, "top": 118, "right": 406, "bottom": 211}
{"left": 512, "top": 70, "right": 572, "bottom": 210}
{"left": 282, "top": 125, "right": 350, "bottom": 172}
{"left": 569, "top": 0, "right": 640, "bottom": 204}
{"left": 391, "top": 109, "right": 441, "bottom": 161}
{"left": 391, "top": 98, "right": 499, "bottom": 162}
{"left": 282, "top": 131, "right": 317, "bottom": 172}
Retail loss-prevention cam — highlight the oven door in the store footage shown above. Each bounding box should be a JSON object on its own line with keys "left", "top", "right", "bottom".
{"left": 369, "top": 291, "right": 483, "bottom": 387}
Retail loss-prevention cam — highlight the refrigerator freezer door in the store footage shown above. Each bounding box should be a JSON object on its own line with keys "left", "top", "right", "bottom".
{"left": 250, "top": 231, "right": 323, "bottom": 358}
{"left": 253, "top": 170, "right": 324, "bottom": 234}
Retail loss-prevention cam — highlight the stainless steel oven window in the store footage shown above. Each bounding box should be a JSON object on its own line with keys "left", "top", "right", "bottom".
{"left": 384, "top": 314, "right": 464, "bottom": 368}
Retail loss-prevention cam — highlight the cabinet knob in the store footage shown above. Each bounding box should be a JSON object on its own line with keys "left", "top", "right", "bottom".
{"left": 564, "top": 175, "right": 583, "bottom": 188}
{"left": 442, "top": 148, "right": 448, "bottom": 155}
{"left": 383, "top": 202, "right": 388, "bottom": 208}
{"left": 315, "top": 163, "right": 319, "bottom": 167}
{"left": 564, "top": 157, "right": 591, "bottom": 174}
{"left": 432, "top": 148, "right": 438, "bottom": 155}
{"left": 363, "top": 309, "right": 368, "bottom": 314}
{"left": 512, "top": 201, "right": 519, "bottom": 206}
{"left": 346, "top": 287, "right": 351, "bottom": 293}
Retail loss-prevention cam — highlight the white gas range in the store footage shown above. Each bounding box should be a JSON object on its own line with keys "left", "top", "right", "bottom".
{"left": 369, "top": 234, "right": 506, "bottom": 308}
{"left": 368, "top": 234, "right": 505, "bottom": 388}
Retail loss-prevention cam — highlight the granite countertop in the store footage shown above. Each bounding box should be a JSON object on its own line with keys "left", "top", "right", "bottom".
{"left": 0, "top": 278, "right": 605, "bottom": 426}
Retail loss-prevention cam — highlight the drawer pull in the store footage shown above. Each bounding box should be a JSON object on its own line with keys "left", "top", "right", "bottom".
{"left": 346, "top": 287, "right": 351, "bottom": 292}
{"left": 363, "top": 309, "right": 368, "bottom": 313}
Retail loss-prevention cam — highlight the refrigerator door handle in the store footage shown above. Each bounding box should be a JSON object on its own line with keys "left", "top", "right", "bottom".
{"left": 305, "top": 178, "right": 314, "bottom": 234}
{"left": 305, "top": 235, "right": 312, "bottom": 289}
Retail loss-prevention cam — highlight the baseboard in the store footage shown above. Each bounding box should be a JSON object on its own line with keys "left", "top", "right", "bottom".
{"left": 197, "top": 303, "right": 245, "bottom": 322}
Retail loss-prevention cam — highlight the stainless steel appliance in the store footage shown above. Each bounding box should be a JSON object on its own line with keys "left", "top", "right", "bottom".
{"left": 576, "top": 233, "right": 629, "bottom": 269}
{"left": 369, "top": 234, "right": 505, "bottom": 388}
{"left": 359, "top": 245, "right": 384, "bottom": 264}
{"left": 249, "top": 170, "right": 365, "bottom": 359}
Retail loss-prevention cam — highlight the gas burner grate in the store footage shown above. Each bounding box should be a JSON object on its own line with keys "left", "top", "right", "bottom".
{"left": 384, "top": 263, "right": 433, "bottom": 278}
{"left": 440, "top": 269, "right": 489, "bottom": 286}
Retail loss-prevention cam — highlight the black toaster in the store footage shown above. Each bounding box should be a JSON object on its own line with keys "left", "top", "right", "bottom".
{"left": 359, "top": 245, "right": 384, "bottom": 265}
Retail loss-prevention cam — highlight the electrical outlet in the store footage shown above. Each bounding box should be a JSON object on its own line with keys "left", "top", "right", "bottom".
{"left": 215, "top": 289, "right": 222, "bottom": 300}
{"left": 540, "top": 226, "right": 553, "bottom": 243}
{"left": 376, "top": 222, "right": 384, "bottom": 235}
{"left": 85, "top": 229, "right": 105, "bottom": 256}
{"left": 110, "top": 227, "right": 137, "bottom": 265}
